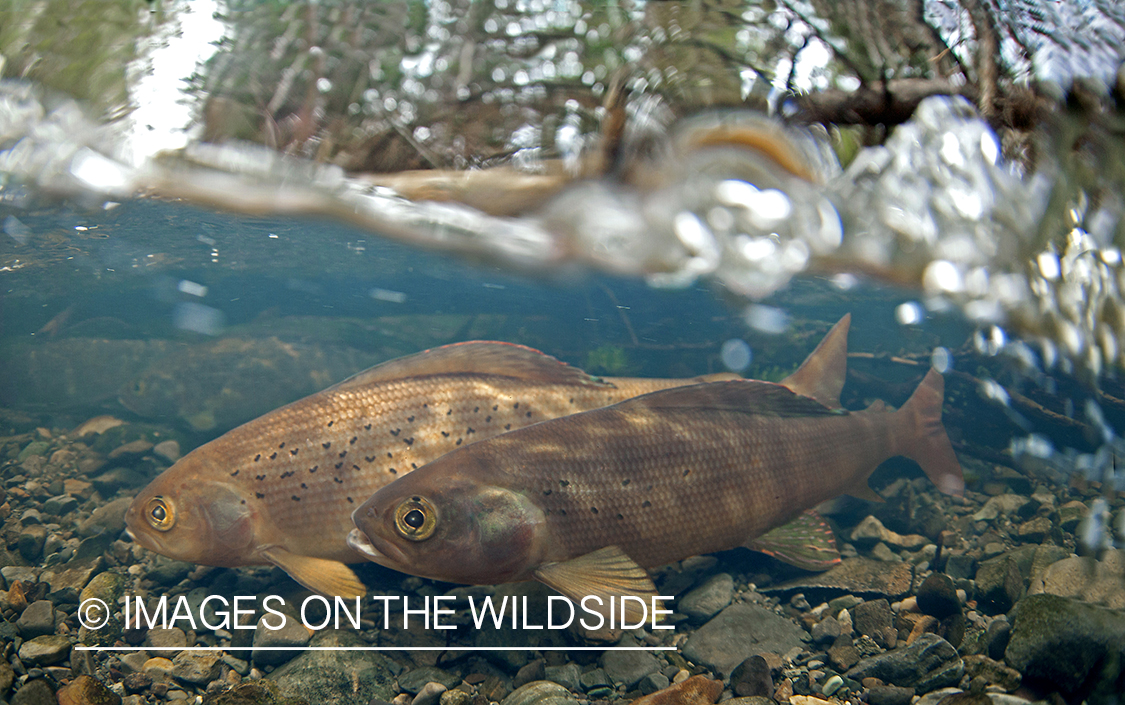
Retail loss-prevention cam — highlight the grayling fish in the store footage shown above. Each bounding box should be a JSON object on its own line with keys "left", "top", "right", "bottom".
{"left": 348, "top": 367, "right": 962, "bottom": 616}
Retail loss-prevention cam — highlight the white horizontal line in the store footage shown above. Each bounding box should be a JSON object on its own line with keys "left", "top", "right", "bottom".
{"left": 75, "top": 646, "right": 676, "bottom": 652}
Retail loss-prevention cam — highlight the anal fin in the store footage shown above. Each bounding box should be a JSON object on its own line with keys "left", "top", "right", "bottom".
{"left": 534, "top": 546, "right": 663, "bottom": 624}
{"left": 263, "top": 548, "right": 366, "bottom": 598}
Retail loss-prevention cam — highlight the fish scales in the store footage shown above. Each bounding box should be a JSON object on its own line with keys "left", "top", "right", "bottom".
{"left": 128, "top": 319, "right": 851, "bottom": 596}
{"left": 349, "top": 367, "right": 962, "bottom": 610}
{"left": 430, "top": 400, "right": 885, "bottom": 569}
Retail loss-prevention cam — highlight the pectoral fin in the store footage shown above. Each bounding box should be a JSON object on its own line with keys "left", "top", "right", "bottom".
{"left": 262, "top": 548, "right": 366, "bottom": 598}
{"left": 534, "top": 546, "right": 663, "bottom": 624}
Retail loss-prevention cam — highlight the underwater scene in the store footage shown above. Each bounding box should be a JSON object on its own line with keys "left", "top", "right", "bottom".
{"left": 2, "top": 2, "right": 1125, "bottom": 705}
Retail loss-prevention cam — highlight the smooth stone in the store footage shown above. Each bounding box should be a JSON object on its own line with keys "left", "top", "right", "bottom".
{"left": 972, "top": 495, "right": 1029, "bottom": 522}
{"left": 41, "top": 556, "right": 103, "bottom": 594}
{"left": 761, "top": 558, "right": 913, "bottom": 599}
{"left": 639, "top": 672, "right": 670, "bottom": 695}
{"left": 18, "top": 441, "right": 50, "bottom": 461}
{"left": 439, "top": 689, "right": 472, "bottom": 705}
{"left": 267, "top": 631, "right": 396, "bottom": 705}
{"left": 723, "top": 699, "right": 774, "bottom": 705}
{"left": 202, "top": 681, "right": 293, "bottom": 705}
{"left": 411, "top": 682, "right": 447, "bottom": 705}
{"left": 846, "top": 633, "right": 963, "bottom": 693}
{"left": 975, "top": 555, "right": 1024, "bottom": 613}
{"left": 682, "top": 603, "right": 806, "bottom": 677}
{"left": 10, "top": 678, "right": 56, "bottom": 705}
{"left": 916, "top": 574, "right": 961, "bottom": 619}
{"left": 18, "top": 634, "right": 72, "bottom": 666}
{"left": 679, "top": 573, "right": 734, "bottom": 621}
{"left": 17, "top": 599, "right": 56, "bottom": 638}
{"left": 544, "top": 663, "right": 581, "bottom": 691}
{"left": 143, "top": 658, "right": 175, "bottom": 681}
{"left": 1016, "top": 516, "right": 1053, "bottom": 543}
{"left": 171, "top": 651, "right": 222, "bottom": 685}
{"left": 828, "top": 634, "right": 860, "bottom": 671}
{"left": 18, "top": 524, "right": 48, "bottom": 561}
{"left": 944, "top": 554, "right": 977, "bottom": 581}
{"left": 1027, "top": 549, "right": 1125, "bottom": 609}
{"left": 851, "top": 599, "right": 894, "bottom": 641}
{"left": 578, "top": 668, "right": 611, "bottom": 691}
{"left": 43, "top": 494, "right": 79, "bottom": 516}
{"left": 145, "top": 627, "right": 187, "bottom": 659}
{"left": 252, "top": 613, "right": 311, "bottom": 667}
{"left": 850, "top": 516, "right": 928, "bottom": 549}
{"left": 730, "top": 655, "right": 772, "bottom": 698}
{"left": 399, "top": 667, "right": 461, "bottom": 694}
{"left": 1057, "top": 500, "right": 1087, "bottom": 531}
{"left": 0, "top": 659, "right": 13, "bottom": 692}
{"left": 153, "top": 440, "right": 181, "bottom": 463}
{"left": 630, "top": 675, "right": 723, "bottom": 705}
{"left": 811, "top": 614, "right": 842, "bottom": 644}
{"left": 513, "top": 660, "right": 545, "bottom": 690}
{"left": 108, "top": 439, "right": 154, "bottom": 459}
{"left": 866, "top": 685, "right": 915, "bottom": 705}
{"left": 1005, "top": 593, "right": 1125, "bottom": 696}
{"left": 77, "top": 497, "right": 132, "bottom": 538}
{"left": 601, "top": 642, "right": 660, "bottom": 686}
{"left": 56, "top": 674, "right": 121, "bottom": 705}
{"left": 499, "top": 681, "right": 577, "bottom": 705}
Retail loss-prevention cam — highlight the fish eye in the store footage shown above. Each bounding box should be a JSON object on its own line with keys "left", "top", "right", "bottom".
{"left": 145, "top": 496, "right": 175, "bottom": 532}
{"left": 394, "top": 496, "right": 436, "bottom": 541}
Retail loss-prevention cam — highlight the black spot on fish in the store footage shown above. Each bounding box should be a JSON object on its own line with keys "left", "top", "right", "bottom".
{"left": 504, "top": 424, "right": 511, "bottom": 430}
{"left": 492, "top": 405, "right": 498, "bottom": 411}
{"left": 617, "top": 513, "right": 624, "bottom": 520}
{"left": 291, "top": 495, "right": 301, "bottom": 502}
{"left": 446, "top": 409, "right": 452, "bottom": 415}
{"left": 423, "top": 403, "right": 428, "bottom": 408}
{"left": 441, "top": 431, "right": 449, "bottom": 437}
{"left": 559, "top": 479, "right": 569, "bottom": 487}
{"left": 365, "top": 455, "right": 376, "bottom": 462}
{"left": 290, "top": 448, "right": 299, "bottom": 456}
{"left": 328, "top": 420, "right": 334, "bottom": 427}
{"left": 591, "top": 507, "right": 598, "bottom": 514}
{"left": 280, "top": 470, "right": 295, "bottom": 479}
{"left": 334, "top": 477, "right": 343, "bottom": 484}
{"left": 278, "top": 442, "right": 286, "bottom": 449}
{"left": 255, "top": 492, "right": 264, "bottom": 499}
{"left": 338, "top": 450, "right": 347, "bottom": 458}
{"left": 411, "top": 463, "right": 418, "bottom": 469}
{"left": 485, "top": 416, "right": 492, "bottom": 422}
{"left": 335, "top": 462, "right": 344, "bottom": 469}
{"left": 389, "top": 468, "right": 397, "bottom": 475}
{"left": 309, "top": 466, "right": 318, "bottom": 473}
{"left": 269, "top": 452, "right": 278, "bottom": 460}
{"left": 390, "top": 429, "right": 400, "bottom": 436}
{"left": 323, "top": 441, "right": 331, "bottom": 449}
{"left": 622, "top": 479, "right": 630, "bottom": 486}
{"left": 353, "top": 464, "right": 360, "bottom": 471}
{"left": 256, "top": 475, "right": 266, "bottom": 481}
{"left": 543, "top": 489, "right": 552, "bottom": 496}
{"left": 407, "top": 416, "right": 414, "bottom": 423}
{"left": 559, "top": 509, "right": 567, "bottom": 516}
{"left": 254, "top": 454, "right": 261, "bottom": 462}
{"left": 404, "top": 437, "right": 414, "bottom": 446}
{"left": 350, "top": 436, "right": 358, "bottom": 445}
{"left": 514, "top": 402, "right": 519, "bottom": 409}
{"left": 526, "top": 411, "right": 532, "bottom": 418}
{"left": 364, "top": 423, "right": 372, "bottom": 430}
{"left": 466, "top": 427, "right": 475, "bottom": 434}
{"left": 646, "top": 484, "right": 653, "bottom": 491}
{"left": 230, "top": 470, "right": 239, "bottom": 477}
{"left": 456, "top": 438, "right": 462, "bottom": 445}
{"left": 569, "top": 398, "right": 575, "bottom": 404}
{"left": 300, "top": 483, "right": 307, "bottom": 489}
{"left": 347, "top": 497, "right": 354, "bottom": 503}
{"left": 683, "top": 469, "right": 691, "bottom": 477}
{"left": 642, "top": 501, "right": 652, "bottom": 508}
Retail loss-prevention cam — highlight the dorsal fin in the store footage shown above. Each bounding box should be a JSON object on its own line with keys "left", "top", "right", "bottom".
{"left": 619, "top": 380, "right": 839, "bottom": 417}
{"left": 330, "top": 341, "right": 615, "bottom": 391}
{"left": 780, "top": 314, "right": 849, "bottom": 409}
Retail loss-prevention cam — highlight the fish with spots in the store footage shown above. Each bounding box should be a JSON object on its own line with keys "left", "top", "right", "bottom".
{"left": 125, "top": 318, "right": 851, "bottom": 597}
{"left": 348, "top": 365, "right": 962, "bottom": 618}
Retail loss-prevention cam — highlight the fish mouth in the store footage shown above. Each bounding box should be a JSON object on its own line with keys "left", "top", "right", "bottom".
{"left": 346, "top": 528, "right": 407, "bottom": 566}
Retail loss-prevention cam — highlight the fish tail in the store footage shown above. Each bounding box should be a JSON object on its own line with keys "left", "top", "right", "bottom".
{"left": 896, "top": 368, "right": 964, "bottom": 496}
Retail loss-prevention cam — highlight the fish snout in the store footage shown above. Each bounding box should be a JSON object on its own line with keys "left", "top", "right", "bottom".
{"left": 347, "top": 528, "right": 408, "bottom": 567}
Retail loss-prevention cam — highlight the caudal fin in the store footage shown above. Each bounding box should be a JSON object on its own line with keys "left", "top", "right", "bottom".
{"left": 896, "top": 368, "right": 964, "bottom": 495}
{"left": 780, "top": 314, "right": 850, "bottom": 408}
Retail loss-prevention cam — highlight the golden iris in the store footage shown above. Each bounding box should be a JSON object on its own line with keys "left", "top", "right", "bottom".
{"left": 394, "top": 496, "right": 436, "bottom": 541}
{"left": 145, "top": 496, "right": 175, "bottom": 531}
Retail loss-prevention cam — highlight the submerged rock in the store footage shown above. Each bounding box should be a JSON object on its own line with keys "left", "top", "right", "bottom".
{"left": 1028, "top": 549, "right": 1125, "bottom": 609}
{"left": 681, "top": 603, "right": 806, "bottom": 677}
{"left": 761, "top": 558, "right": 912, "bottom": 600}
{"left": 631, "top": 675, "right": 723, "bottom": 705}
{"left": 846, "top": 633, "right": 962, "bottom": 693}
{"left": 1005, "top": 593, "right": 1125, "bottom": 697}
{"left": 499, "top": 681, "right": 577, "bottom": 705}
{"left": 267, "top": 631, "right": 396, "bottom": 705}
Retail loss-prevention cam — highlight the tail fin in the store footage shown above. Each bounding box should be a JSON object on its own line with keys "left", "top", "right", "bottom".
{"left": 781, "top": 314, "right": 850, "bottom": 408}
{"left": 897, "top": 368, "right": 964, "bottom": 495}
